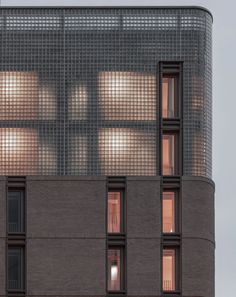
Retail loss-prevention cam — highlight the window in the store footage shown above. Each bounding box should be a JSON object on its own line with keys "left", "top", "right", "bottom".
{"left": 108, "top": 191, "right": 123, "bottom": 233}
{"left": 162, "top": 75, "right": 179, "bottom": 118}
{"left": 107, "top": 248, "right": 124, "bottom": 291}
{"left": 163, "top": 192, "right": 176, "bottom": 233}
{"left": 162, "top": 134, "right": 177, "bottom": 175}
{"left": 163, "top": 249, "right": 176, "bottom": 291}
{"left": 8, "top": 247, "right": 25, "bottom": 291}
{"left": 8, "top": 190, "right": 25, "bottom": 233}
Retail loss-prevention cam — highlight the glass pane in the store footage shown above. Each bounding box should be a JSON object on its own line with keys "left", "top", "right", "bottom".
{"left": 162, "top": 134, "right": 175, "bottom": 175}
{"left": 108, "top": 249, "right": 121, "bottom": 291}
{"left": 163, "top": 192, "right": 175, "bottom": 233}
{"left": 163, "top": 249, "right": 175, "bottom": 291}
{"left": 8, "top": 191, "right": 24, "bottom": 233}
{"left": 8, "top": 248, "right": 24, "bottom": 290}
{"left": 108, "top": 192, "right": 121, "bottom": 233}
{"left": 162, "top": 77, "right": 176, "bottom": 118}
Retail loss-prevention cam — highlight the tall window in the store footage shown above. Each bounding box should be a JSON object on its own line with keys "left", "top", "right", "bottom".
{"left": 108, "top": 248, "right": 124, "bottom": 291}
{"left": 163, "top": 249, "right": 176, "bottom": 291}
{"left": 8, "top": 247, "right": 25, "bottom": 291}
{"left": 162, "top": 75, "right": 179, "bottom": 118}
{"left": 108, "top": 191, "right": 122, "bottom": 233}
{"left": 162, "top": 134, "right": 177, "bottom": 175}
{"left": 163, "top": 192, "right": 176, "bottom": 233}
{"left": 8, "top": 190, "right": 25, "bottom": 233}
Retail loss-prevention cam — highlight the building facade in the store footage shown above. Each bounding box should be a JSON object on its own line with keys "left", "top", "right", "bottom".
{"left": 0, "top": 6, "right": 214, "bottom": 297}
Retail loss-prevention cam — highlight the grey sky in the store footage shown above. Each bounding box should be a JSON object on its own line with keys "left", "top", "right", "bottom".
{"left": 0, "top": 0, "right": 233, "bottom": 296}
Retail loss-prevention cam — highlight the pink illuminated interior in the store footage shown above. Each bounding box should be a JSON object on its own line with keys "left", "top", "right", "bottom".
{"left": 108, "top": 192, "right": 121, "bottom": 233}
{"left": 163, "top": 249, "right": 175, "bottom": 291}
{"left": 108, "top": 249, "right": 121, "bottom": 291}
{"left": 163, "top": 192, "right": 175, "bottom": 233}
{"left": 98, "top": 71, "right": 156, "bottom": 121}
{"left": 162, "top": 77, "right": 175, "bottom": 118}
{"left": 99, "top": 128, "right": 156, "bottom": 175}
{"left": 162, "top": 134, "right": 175, "bottom": 175}
{"left": 0, "top": 71, "right": 38, "bottom": 120}
{"left": 0, "top": 128, "right": 38, "bottom": 175}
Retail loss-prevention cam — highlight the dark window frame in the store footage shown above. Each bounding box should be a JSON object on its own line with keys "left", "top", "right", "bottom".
{"left": 7, "top": 246, "right": 25, "bottom": 293}
{"left": 7, "top": 188, "right": 25, "bottom": 235}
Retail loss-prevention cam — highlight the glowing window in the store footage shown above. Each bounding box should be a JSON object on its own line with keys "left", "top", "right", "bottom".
{"left": 162, "top": 134, "right": 176, "bottom": 175}
{"left": 163, "top": 249, "right": 176, "bottom": 291}
{"left": 0, "top": 71, "right": 38, "bottom": 120}
{"left": 108, "top": 192, "right": 121, "bottom": 233}
{"left": 163, "top": 192, "right": 175, "bottom": 233}
{"left": 99, "top": 128, "right": 156, "bottom": 176}
{"left": 0, "top": 128, "right": 38, "bottom": 175}
{"left": 98, "top": 71, "right": 156, "bottom": 121}
{"left": 162, "top": 76, "right": 178, "bottom": 118}
{"left": 108, "top": 249, "right": 122, "bottom": 291}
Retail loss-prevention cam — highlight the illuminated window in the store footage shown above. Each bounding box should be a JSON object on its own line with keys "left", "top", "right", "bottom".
{"left": 162, "top": 75, "right": 179, "bottom": 118}
{"left": 0, "top": 71, "right": 38, "bottom": 120}
{"left": 108, "top": 248, "right": 123, "bottom": 291}
{"left": 0, "top": 128, "right": 39, "bottom": 175}
{"left": 163, "top": 192, "right": 176, "bottom": 233}
{"left": 99, "top": 128, "right": 156, "bottom": 176}
{"left": 8, "top": 190, "right": 25, "bottom": 233}
{"left": 98, "top": 71, "right": 156, "bottom": 121}
{"left": 8, "top": 247, "right": 25, "bottom": 291}
{"left": 162, "top": 134, "right": 177, "bottom": 175}
{"left": 108, "top": 191, "right": 122, "bottom": 233}
{"left": 163, "top": 249, "right": 176, "bottom": 291}
{"left": 0, "top": 72, "right": 56, "bottom": 121}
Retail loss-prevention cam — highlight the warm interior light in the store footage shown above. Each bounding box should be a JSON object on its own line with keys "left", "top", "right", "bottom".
{"left": 163, "top": 192, "right": 175, "bottom": 233}
{"left": 108, "top": 192, "right": 121, "bottom": 233}
{"left": 162, "top": 77, "right": 175, "bottom": 118}
{"left": 98, "top": 71, "right": 156, "bottom": 121}
{"left": 99, "top": 128, "right": 156, "bottom": 175}
{"left": 162, "top": 135, "right": 175, "bottom": 175}
{"left": 163, "top": 249, "right": 175, "bottom": 291}
{"left": 111, "top": 262, "right": 118, "bottom": 281}
{"left": 0, "top": 71, "right": 38, "bottom": 120}
{"left": 108, "top": 249, "right": 121, "bottom": 291}
{"left": 0, "top": 128, "right": 38, "bottom": 175}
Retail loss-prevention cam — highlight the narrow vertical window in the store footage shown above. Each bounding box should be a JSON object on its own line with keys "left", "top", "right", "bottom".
{"left": 163, "top": 249, "right": 176, "bottom": 291}
{"left": 162, "top": 134, "right": 176, "bottom": 175}
{"left": 8, "top": 247, "right": 24, "bottom": 291}
{"left": 8, "top": 190, "right": 25, "bottom": 233}
{"left": 108, "top": 248, "right": 123, "bottom": 291}
{"left": 108, "top": 191, "right": 121, "bottom": 233}
{"left": 163, "top": 192, "right": 175, "bottom": 233}
{"left": 162, "top": 75, "right": 178, "bottom": 118}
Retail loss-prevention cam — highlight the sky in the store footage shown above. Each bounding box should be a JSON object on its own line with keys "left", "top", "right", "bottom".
{"left": 0, "top": 0, "right": 234, "bottom": 296}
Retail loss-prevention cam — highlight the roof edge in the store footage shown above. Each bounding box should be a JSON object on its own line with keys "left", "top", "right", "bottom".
{"left": 0, "top": 6, "right": 213, "bottom": 22}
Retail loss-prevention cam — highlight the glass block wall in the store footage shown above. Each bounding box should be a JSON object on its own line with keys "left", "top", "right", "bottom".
{"left": 0, "top": 7, "right": 212, "bottom": 177}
